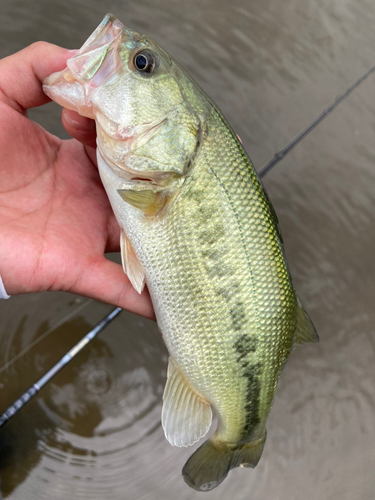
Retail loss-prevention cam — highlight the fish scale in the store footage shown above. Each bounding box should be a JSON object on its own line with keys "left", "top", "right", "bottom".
{"left": 122, "top": 107, "right": 296, "bottom": 441}
{"left": 43, "top": 13, "right": 318, "bottom": 491}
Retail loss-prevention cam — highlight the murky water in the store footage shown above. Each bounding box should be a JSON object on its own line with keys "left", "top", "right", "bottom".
{"left": 1, "top": 0, "right": 375, "bottom": 498}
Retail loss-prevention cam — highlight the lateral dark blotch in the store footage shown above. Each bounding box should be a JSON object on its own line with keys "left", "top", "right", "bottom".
{"left": 215, "top": 286, "right": 231, "bottom": 301}
{"left": 198, "top": 204, "right": 217, "bottom": 220}
{"left": 201, "top": 248, "right": 221, "bottom": 261}
{"left": 242, "top": 362, "right": 262, "bottom": 433}
{"left": 199, "top": 224, "right": 225, "bottom": 245}
{"left": 206, "top": 263, "right": 230, "bottom": 278}
{"left": 185, "top": 187, "right": 205, "bottom": 201}
{"left": 229, "top": 300, "right": 246, "bottom": 331}
{"left": 233, "top": 336, "right": 261, "bottom": 434}
{"left": 233, "top": 334, "right": 257, "bottom": 363}
{"left": 199, "top": 230, "right": 216, "bottom": 245}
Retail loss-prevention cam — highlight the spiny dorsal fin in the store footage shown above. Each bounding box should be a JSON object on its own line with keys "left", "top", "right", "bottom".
{"left": 120, "top": 229, "right": 145, "bottom": 294}
{"left": 162, "top": 357, "right": 212, "bottom": 447}
{"left": 292, "top": 298, "right": 319, "bottom": 349}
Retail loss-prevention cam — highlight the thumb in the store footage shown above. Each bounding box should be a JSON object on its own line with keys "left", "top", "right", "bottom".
{"left": 72, "top": 257, "right": 155, "bottom": 321}
{"left": 0, "top": 42, "right": 75, "bottom": 112}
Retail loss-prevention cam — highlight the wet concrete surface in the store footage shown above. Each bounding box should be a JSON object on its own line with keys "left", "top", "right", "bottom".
{"left": 0, "top": 0, "right": 375, "bottom": 498}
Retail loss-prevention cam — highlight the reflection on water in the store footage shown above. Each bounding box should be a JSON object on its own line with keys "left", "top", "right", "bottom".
{"left": 1, "top": 0, "right": 375, "bottom": 498}
{"left": 0, "top": 297, "right": 169, "bottom": 499}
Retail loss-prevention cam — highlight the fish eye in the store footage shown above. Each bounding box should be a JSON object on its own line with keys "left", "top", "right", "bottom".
{"left": 134, "top": 50, "right": 156, "bottom": 73}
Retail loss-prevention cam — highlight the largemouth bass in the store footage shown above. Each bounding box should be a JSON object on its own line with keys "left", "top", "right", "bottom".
{"left": 43, "top": 14, "right": 319, "bottom": 492}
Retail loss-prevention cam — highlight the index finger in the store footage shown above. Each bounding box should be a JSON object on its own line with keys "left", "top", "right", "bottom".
{"left": 0, "top": 42, "right": 76, "bottom": 113}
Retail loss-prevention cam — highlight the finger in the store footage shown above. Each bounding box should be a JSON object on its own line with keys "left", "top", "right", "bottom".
{"left": 62, "top": 108, "right": 97, "bottom": 149}
{"left": 72, "top": 257, "right": 156, "bottom": 321}
{"left": 0, "top": 42, "right": 76, "bottom": 112}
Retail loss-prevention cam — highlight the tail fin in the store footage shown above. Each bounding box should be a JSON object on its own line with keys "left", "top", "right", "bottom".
{"left": 182, "top": 432, "right": 266, "bottom": 492}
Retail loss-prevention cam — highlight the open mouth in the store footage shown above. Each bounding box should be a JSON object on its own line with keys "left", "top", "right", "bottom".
{"left": 43, "top": 14, "right": 125, "bottom": 117}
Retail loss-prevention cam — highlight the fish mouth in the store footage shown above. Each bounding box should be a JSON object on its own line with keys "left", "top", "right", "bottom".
{"left": 43, "top": 13, "right": 185, "bottom": 190}
{"left": 66, "top": 14, "right": 124, "bottom": 83}
{"left": 43, "top": 14, "right": 125, "bottom": 117}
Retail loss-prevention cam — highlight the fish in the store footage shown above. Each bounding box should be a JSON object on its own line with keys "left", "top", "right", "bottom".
{"left": 43, "top": 14, "right": 319, "bottom": 492}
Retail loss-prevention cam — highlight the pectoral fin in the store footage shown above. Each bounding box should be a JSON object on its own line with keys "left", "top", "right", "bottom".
{"left": 292, "top": 299, "right": 319, "bottom": 349}
{"left": 117, "top": 189, "right": 166, "bottom": 217}
{"left": 162, "top": 357, "right": 212, "bottom": 447}
{"left": 120, "top": 230, "right": 145, "bottom": 294}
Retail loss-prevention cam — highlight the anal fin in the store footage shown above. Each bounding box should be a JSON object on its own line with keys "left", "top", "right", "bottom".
{"left": 292, "top": 298, "right": 319, "bottom": 349}
{"left": 162, "top": 357, "right": 212, "bottom": 447}
{"left": 120, "top": 230, "right": 145, "bottom": 294}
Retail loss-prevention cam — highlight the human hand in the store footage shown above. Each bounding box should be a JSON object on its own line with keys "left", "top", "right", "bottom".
{"left": 0, "top": 42, "right": 154, "bottom": 319}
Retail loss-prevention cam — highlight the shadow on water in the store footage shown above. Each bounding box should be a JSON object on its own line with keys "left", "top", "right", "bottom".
{"left": 0, "top": 305, "right": 168, "bottom": 499}
{"left": 0, "top": 395, "right": 53, "bottom": 497}
{"left": 0, "top": 317, "right": 96, "bottom": 496}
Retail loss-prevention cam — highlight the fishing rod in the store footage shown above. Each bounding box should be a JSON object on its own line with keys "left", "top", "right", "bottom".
{"left": 0, "top": 307, "right": 122, "bottom": 428}
{"left": 259, "top": 63, "right": 375, "bottom": 178}
{"left": 0, "top": 62, "right": 374, "bottom": 430}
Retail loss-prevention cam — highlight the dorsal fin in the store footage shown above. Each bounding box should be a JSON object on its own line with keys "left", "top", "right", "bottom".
{"left": 292, "top": 298, "right": 319, "bottom": 349}
{"left": 162, "top": 357, "right": 212, "bottom": 447}
{"left": 120, "top": 229, "right": 145, "bottom": 294}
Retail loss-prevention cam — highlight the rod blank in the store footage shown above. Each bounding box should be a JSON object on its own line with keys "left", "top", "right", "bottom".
{"left": 0, "top": 307, "right": 122, "bottom": 428}
{"left": 259, "top": 63, "right": 375, "bottom": 178}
